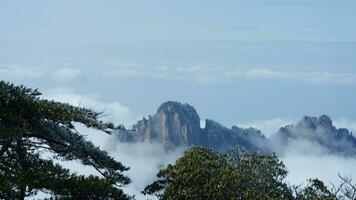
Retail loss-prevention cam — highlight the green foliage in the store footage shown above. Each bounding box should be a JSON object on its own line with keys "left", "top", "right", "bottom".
{"left": 0, "top": 81, "right": 131, "bottom": 199}
{"left": 143, "top": 147, "right": 294, "bottom": 200}
{"left": 144, "top": 146, "right": 356, "bottom": 200}
{"left": 294, "top": 179, "right": 336, "bottom": 200}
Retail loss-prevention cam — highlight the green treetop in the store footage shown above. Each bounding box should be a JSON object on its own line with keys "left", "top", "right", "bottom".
{"left": 143, "top": 147, "right": 294, "bottom": 200}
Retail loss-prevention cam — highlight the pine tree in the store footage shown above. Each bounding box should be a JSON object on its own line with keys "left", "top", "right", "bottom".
{"left": 0, "top": 81, "right": 132, "bottom": 199}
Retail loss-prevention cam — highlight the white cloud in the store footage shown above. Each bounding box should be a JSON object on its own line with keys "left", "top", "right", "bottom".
{"left": 108, "top": 134, "right": 356, "bottom": 199}
{"left": 2, "top": 63, "right": 355, "bottom": 85}
{"left": 106, "top": 142, "right": 185, "bottom": 200}
{"left": 32, "top": 115, "right": 356, "bottom": 199}
{"left": 240, "top": 117, "right": 356, "bottom": 188}
{"left": 44, "top": 87, "right": 137, "bottom": 127}
{"left": 238, "top": 117, "right": 356, "bottom": 138}
{"left": 334, "top": 118, "right": 356, "bottom": 134}
{"left": 101, "top": 65, "right": 356, "bottom": 85}
{"left": 238, "top": 118, "right": 293, "bottom": 137}
{"left": 234, "top": 68, "right": 356, "bottom": 85}
{"left": 244, "top": 68, "right": 286, "bottom": 79}
{"left": 300, "top": 71, "right": 356, "bottom": 85}
{"left": 52, "top": 68, "right": 81, "bottom": 81}
{"left": 0, "top": 65, "right": 81, "bottom": 83}
{"left": 279, "top": 138, "right": 356, "bottom": 188}
{"left": 35, "top": 125, "right": 184, "bottom": 200}
{"left": 282, "top": 150, "right": 356, "bottom": 187}
{"left": 0, "top": 65, "right": 47, "bottom": 80}
{"left": 106, "top": 116, "right": 355, "bottom": 198}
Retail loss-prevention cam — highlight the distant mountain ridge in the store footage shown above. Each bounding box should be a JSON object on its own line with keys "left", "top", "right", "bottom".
{"left": 115, "top": 101, "right": 356, "bottom": 156}
{"left": 275, "top": 115, "right": 356, "bottom": 156}
{"left": 116, "top": 101, "right": 266, "bottom": 152}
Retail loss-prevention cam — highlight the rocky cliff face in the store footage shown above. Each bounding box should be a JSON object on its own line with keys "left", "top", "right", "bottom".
{"left": 275, "top": 115, "right": 356, "bottom": 155}
{"left": 116, "top": 102, "right": 356, "bottom": 156}
{"left": 116, "top": 101, "right": 267, "bottom": 152}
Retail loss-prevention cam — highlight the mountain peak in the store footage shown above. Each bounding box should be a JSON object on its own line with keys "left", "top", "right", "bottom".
{"left": 296, "top": 115, "right": 333, "bottom": 130}
{"left": 116, "top": 101, "right": 267, "bottom": 152}
{"left": 277, "top": 114, "right": 356, "bottom": 156}
{"left": 157, "top": 101, "right": 197, "bottom": 114}
{"left": 318, "top": 115, "right": 333, "bottom": 128}
{"left": 156, "top": 101, "right": 200, "bottom": 126}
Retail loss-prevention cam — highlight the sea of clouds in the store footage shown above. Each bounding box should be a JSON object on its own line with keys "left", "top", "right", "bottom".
{"left": 30, "top": 118, "right": 356, "bottom": 200}
{"left": 89, "top": 126, "right": 356, "bottom": 200}
{"left": 29, "top": 89, "right": 356, "bottom": 199}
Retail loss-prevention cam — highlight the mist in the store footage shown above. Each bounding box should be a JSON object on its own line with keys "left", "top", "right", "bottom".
{"left": 30, "top": 120, "right": 356, "bottom": 200}
{"left": 105, "top": 141, "right": 185, "bottom": 200}
{"left": 103, "top": 137, "right": 356, "bottom": 200}
{"left": 61, "top": 124, "right": 185, "bottom": 199}
{"left": 86, "top": 122, "right": 356, "bottom": 199}
{"left": 101, "top": 136, "right": 356, "bottom": 199}
{"left": 279, "top": 139, "right": 356, "bottom": 187}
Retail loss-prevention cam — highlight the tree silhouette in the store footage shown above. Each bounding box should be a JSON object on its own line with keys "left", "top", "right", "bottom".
{"left": 0, "top": 81, "right": 131, "bottom": 199}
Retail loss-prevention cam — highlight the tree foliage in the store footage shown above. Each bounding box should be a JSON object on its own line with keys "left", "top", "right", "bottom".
{"left": 143, "top": 147, "right": 294, "bottom": 200}
{"left": 0, "top": 81, "right": 131, "bottom": 199}
{"left": 294, "top": 179, "right": 336, "bottom": 200}
{"left": 294, "top": 175, "right": 356, "bottom": 200}
{"left": 144, "top": 147, "right": 356, "bottom": 200}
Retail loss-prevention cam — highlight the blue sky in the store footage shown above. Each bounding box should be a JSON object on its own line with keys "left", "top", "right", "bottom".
{"left": 1, "top": 0, "right": 356, "bottom": 131}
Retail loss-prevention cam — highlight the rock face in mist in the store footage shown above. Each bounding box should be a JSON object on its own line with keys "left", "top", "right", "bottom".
{"left": 276, "top": 115, "right": 356, "bottom": 156}
{"left": 116, "top": 101, "right": 267, "bottom": 152}
{"left": 118, "top": 101, "right": 201, "bottom": 149}
{"left": 116, "top": 101, "right": 356, "bottom": 156}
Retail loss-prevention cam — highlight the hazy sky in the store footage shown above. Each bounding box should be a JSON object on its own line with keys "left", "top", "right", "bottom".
{"left": 1, "top": 0, "right": 356, "bottom": 130}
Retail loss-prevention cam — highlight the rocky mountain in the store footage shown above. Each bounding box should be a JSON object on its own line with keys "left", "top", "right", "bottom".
{"left": 116, "top": 101, "right": 356, "bottom": 156}
{"left": 275, "top": 115, "right": 356, "bottom": 156}
{"left": 116, "top": 101, "right": 267, "bottom": 152}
